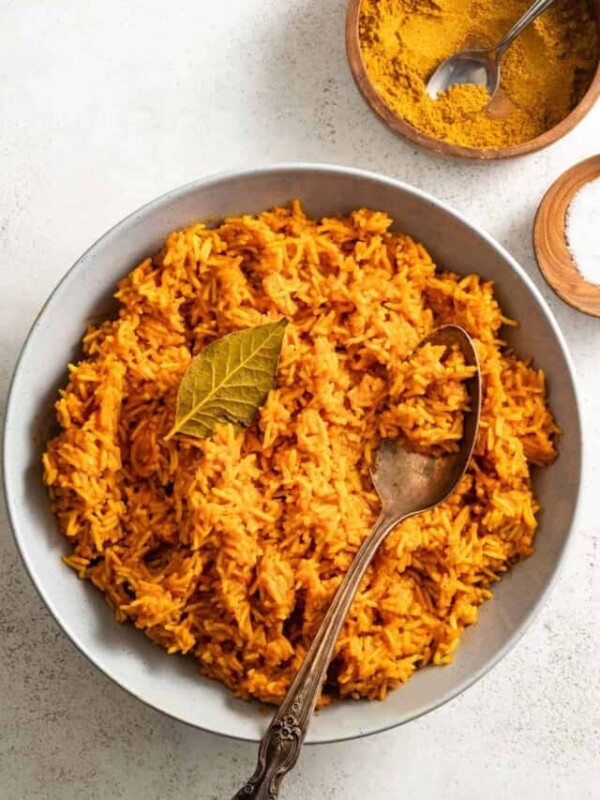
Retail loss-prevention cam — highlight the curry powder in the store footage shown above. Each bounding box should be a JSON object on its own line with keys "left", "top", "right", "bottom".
{"left": 358, "top": 0, "right": 599, "bottom": 149}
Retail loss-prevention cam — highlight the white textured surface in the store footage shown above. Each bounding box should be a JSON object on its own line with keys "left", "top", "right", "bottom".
{"left": 0, "top": 1, "right": 599, "bottom": 798}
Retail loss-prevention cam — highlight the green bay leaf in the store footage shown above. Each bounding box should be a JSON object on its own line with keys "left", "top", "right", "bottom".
{"left": 165, "top": 319, "right": 288, "bottom": 440}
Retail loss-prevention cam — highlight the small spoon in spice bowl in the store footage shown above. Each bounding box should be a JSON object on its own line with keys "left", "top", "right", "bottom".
{"left": 426, "top": 0, "right": 558, "bottom": 100}
{"left": 233, "top": 325, "right": 482, "bottom": 800}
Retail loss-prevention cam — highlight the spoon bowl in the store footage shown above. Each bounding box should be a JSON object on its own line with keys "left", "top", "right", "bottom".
{"left": 373, "top": 327, "right": 481, "bottom": 514}
{"left": 235, "top": 325, "right": 482, "bottom": 799}
{"left": 426, "top": 49, "right": 500, "bottom": 100}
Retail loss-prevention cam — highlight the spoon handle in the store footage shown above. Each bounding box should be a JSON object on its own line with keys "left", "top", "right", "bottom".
{"left": 495, "top": 0, "right": 557, "bottom": 54}
{"left": 232, "top": 511, "right": 399, "bottom": 800}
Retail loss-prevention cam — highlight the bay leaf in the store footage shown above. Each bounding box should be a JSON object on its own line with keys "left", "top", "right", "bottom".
{"left": 165, "top": 319, "right": 288, "bottom": 440}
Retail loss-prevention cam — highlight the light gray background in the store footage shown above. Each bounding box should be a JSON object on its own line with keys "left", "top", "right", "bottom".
{"left": 1, "top": 1, "right": 599, "bottom": 798}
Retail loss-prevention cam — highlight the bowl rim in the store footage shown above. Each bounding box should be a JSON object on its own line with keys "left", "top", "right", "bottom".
{"left": 2, "top": 163, "right": 583, "bottom": 743}
{"left": 345, "top": 0, "right": 600, "bottom": 161}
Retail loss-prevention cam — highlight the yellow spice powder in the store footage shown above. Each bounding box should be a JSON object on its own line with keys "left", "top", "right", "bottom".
{"left": 358, "top": 0, "right": 599, "bottom": 149}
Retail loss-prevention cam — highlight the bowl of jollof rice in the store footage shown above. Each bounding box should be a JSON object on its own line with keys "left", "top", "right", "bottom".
{"left": 3, "top": 165, "right": 581, "bottom": 743}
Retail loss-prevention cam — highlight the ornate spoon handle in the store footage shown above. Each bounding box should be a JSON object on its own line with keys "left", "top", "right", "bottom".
{"left": 232, "top": 511, "right": 399, "bottom": 800}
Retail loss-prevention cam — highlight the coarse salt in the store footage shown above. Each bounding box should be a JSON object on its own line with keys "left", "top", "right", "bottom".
{"left": 565, "top": 176, "right": 600, "bottom": 286}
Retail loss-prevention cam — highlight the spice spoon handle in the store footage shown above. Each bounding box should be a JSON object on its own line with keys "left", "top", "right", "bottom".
{"left": 495, "top": 0, "right": 558, "bottom": 55}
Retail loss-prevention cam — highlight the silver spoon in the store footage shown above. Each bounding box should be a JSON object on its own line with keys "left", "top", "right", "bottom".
{"left": 426, "top": 0, "right": 558, "bottom": 100}
{"left": 233, "top": 325, "right": 482, "bottom": 800}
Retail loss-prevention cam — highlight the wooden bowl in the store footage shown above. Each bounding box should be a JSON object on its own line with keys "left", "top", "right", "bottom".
{"left": 346, "top": 0, "right": 600, "bottom": 160}
{"left": 533, "top": 155, "right": 600, "bottom": 317}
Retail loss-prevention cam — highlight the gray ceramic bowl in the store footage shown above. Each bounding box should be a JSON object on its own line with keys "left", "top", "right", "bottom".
{"left": 3, "top": 165, "right": 582, "bottom": 743}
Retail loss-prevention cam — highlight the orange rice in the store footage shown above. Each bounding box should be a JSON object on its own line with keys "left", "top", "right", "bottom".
{"left": 42, "top": 203, "right": 558, "bottom": 705}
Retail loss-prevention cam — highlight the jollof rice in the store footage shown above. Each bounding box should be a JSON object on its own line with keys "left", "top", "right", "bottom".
{"left": 43, "top": 202, "right": 558, "bottom": 704}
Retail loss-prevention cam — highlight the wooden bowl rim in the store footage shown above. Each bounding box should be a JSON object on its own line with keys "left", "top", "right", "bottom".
{"left": 346, "top": 0, "right": 600, "bottom": 161}
{"left": 533, "top": 154, "right": 600, "bottom": 318}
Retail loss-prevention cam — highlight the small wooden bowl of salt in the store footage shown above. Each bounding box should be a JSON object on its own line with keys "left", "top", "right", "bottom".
{"left": 534, "top": 155, "right": 600, "bottom": 318}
